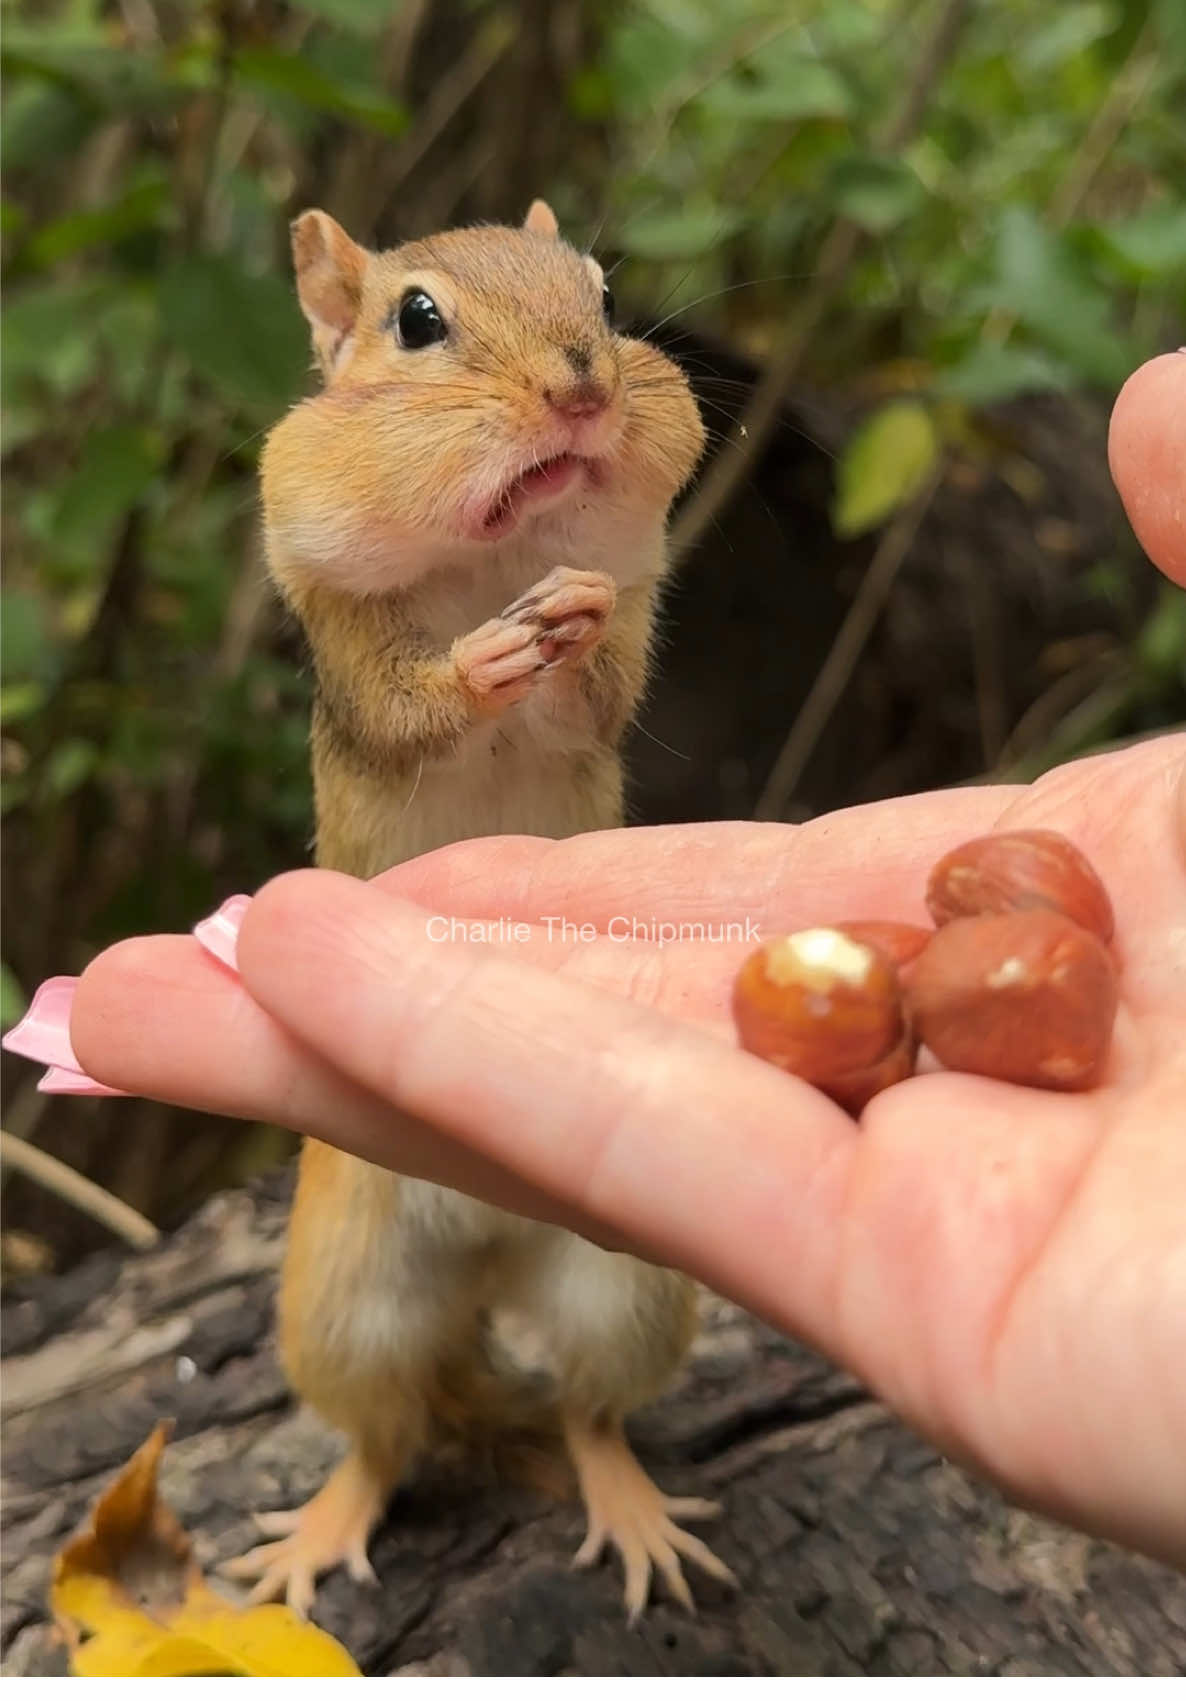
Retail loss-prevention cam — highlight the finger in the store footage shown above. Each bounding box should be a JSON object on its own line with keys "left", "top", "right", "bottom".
{"left": 233, "top": 869, "right": 861, "bottom": 1348}
{"left": 1108, "top": 351, "right": 1186, "bottom": 585}
{"left": 68, "top": 935, "right": 587, "bottom": 1233}
{"left": 374, "top": 786, "right": 1021, "bottom": 930}
{"left": 391, "top": 737, "right": 1182, "bottom": 1011}
{"left": 234, "top": 869, "right": 1139, "bottom": 1488}
{"left": 424, "top": 922, "right": 744, "bottom": 1034}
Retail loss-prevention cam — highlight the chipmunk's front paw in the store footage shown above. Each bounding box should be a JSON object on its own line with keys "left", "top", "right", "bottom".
{"left": 501, "top": 566, "right": 616, "bottom": 667}
{"left": 454, "top": 617, "right": 549, "bottom": 712}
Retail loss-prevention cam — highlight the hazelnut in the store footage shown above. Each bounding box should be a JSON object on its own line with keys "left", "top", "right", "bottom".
{"left": 907, "top": 910, "right": 1117, "bottom": 1090}
{"left": 822, "top": 1026, "right": 919, "bottom": 1116}
{"left": 926, "top": 829, "right": 1114, "bottom": 943}
{"left": 732, "top": 928, "right": 913, "bottom": 1111}
{"left": 834, "top": 919, "right": 934, "bottom": 968}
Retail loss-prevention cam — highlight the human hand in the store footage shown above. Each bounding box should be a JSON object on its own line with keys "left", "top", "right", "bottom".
{"left": 19, "top": 353, "right": 1185, "bottom": 1567}
{"left": 62, "top": 732, "right": 1186, "bottom": 1572}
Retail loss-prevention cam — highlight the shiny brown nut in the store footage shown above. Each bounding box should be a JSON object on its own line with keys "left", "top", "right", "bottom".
{"left": 822, "top": 1025, "right": 920, "bottom": 1116}
{"left": 732, "top": 928, "right": 908, "bottom": 1106}
{"left": 906, "top": 910, "right": 1118, "bottom": 1090}
{"left": 926, "top": 830, "right": 1114, "bottom": 943}
{"left": 834, "top": 919, "right": 934, "bottom": 968}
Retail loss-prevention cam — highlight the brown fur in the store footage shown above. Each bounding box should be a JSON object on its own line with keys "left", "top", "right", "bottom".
{"left": 248, "top": 203, "right": 711, "bottom": 1607}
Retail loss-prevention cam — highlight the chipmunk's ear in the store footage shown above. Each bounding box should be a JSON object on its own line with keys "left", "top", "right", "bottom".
{"left": 290, "top": 209, "right": 368, "bottom": 375}
{"left": 523, "top": 199, "right": 559, "bottom": 240}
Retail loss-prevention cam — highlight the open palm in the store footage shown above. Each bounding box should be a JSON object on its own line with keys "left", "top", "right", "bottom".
{"left": 72, "top": 734, "right": 1186, "bottom": 1568}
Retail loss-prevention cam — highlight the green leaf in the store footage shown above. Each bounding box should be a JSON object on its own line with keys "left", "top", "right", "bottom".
{"left": 158, "top": 257, "right": 308, "bottom": 417}
{"left": 618, "top": 206, "right": 745, "bottom": 261}
{"left": 568, "top": 65, "right": 614, "bottom": 120}
{"left": 1020, "top": 3, "right": 1117, "bottom": 70}
{"left": 1091, "top": 204, "right": 1186, "bottom": 282}
{"left": 295, "top": 0, "right": 395, "bottom": 34}
{"left": 1136, "top": 586, "right": 1186, "bottom": 688}
{"left": 0, "top": 963, "right": 26, "bottom": 1030}
{"left": 1, "top": 33, "right": 176, "bottom": 115}
{"left": 828, "top": 154, "right": 927, "bottom": 234}
{"left": 833, "top": 400, "right": 940, "bottom": 538}
{"left": 44, "top": 738, "right": 99, "bottom": 800}
{"left": 232, "top": 48, "right": 408, "bottom": 136}
{"left": 983, "top": 206, "right": 1133, "bottom": 386}
{"left": 1, "top": 81, "right": 94, "bottom": 172}
{"left": 1, "top": 200, "right": 28, "bottom": 236}
{"left": 699, "top": 58, "right": 854, "bottom": 123}
{"left": 0, "top": 589, "right": 57, "bottom": 684}
{"left": 24, "top": 175, "right": 172, "bottom": 268}
{"left": 1, "top": 278, "right": 115, "bottom": 396}
{"left": 48, "top": 425, "right": 164, "bottom": 573}
{"left": 0, "top": 681, "right": 47, "bottom": 724}
{"left": 935, "top": 344, "right": 1069, "bottom": 404}
{"left": 603, "top": 12, "right": 715, "bottom": 115}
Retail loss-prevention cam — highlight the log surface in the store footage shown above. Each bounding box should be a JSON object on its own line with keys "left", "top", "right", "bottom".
{"left": 3, "top": 1175, "right": 1184, "bottom": 1676}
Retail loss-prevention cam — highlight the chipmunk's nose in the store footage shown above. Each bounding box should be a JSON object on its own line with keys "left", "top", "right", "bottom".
{"left": 543, "top": 345, "right": 613, "bottom": 419}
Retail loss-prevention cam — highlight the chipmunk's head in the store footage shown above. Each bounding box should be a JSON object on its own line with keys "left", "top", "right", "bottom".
{"left": 261, "top": 201, "right": 704, "bottom": 593}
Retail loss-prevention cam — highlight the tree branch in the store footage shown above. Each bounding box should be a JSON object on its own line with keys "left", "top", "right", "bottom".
{"left": 753, "top": 466, "right": 944, "bottom": 819}
{"left": 0, "top": 1128, "right": 160, "bottom": 1252}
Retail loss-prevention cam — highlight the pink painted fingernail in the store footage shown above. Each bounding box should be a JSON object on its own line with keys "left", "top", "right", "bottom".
{"left": 193, "top": 894, "right": 251, "bottom": 971}
{"left": 38, "top": 1065, "right": 128, "bottom": 1098}
{"left": 2, "top": 976, "right": 84, "bottom": 1071}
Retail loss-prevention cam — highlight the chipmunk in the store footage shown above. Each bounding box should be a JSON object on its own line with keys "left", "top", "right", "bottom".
{"left": 223, "top": 199, "right": 733, "bottom": 1622}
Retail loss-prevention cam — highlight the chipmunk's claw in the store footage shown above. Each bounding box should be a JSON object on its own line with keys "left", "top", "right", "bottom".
{"left": 565, "top": 1420, "right": 736, "bottom": 1622}
{"left": 220, "top": 1456, "right": 386, "bottom": 1615}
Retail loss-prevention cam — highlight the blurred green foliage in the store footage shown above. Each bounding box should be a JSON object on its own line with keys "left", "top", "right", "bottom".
{"left": 1, "top": 0, "right": 1184, "bottom": 1230}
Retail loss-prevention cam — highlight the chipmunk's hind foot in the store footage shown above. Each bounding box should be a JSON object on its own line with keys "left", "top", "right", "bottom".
{"left": 220, "top": 1453, "right": 387, "bottom": 1617}
{"left": 565, "top": 1417, "right": 736, "bottom": 1623}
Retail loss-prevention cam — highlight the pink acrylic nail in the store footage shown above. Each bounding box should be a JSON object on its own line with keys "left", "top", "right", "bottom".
{"left": 2, "top": 976, "right": 84, "bottom": 1071}
{"left": 193, "top": 894, "right": 251, "bottom": 972}
{"left": 38, "top": 1065, "right": 128, "bottom": 1098}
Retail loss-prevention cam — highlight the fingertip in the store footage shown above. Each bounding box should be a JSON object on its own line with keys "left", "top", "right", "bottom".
{"left": 72, "top": 935, "right": 168, "bottom": 1075}
{"left": 1108, "top": 351, "right": 1186, "bottom": 585}
{"left": 71, "top": 934, "right": 237, "bottom": 1088}
{"left": 236, "top": 866, "right": 362, "bottom": 970}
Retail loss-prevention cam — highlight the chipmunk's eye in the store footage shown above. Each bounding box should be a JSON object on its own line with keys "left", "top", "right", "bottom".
{"left": 396, "top": 290, "right": 446, "bottom": 349}
{"left": 601, "top": 283, "right": 615, "bottom": 324}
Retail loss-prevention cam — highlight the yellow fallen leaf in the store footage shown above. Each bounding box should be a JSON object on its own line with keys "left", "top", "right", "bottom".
{"left": 50, "top": 1423, "right": 360, "bottom": 1677}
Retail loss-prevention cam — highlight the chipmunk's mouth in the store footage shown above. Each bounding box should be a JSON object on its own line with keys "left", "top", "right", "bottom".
{"left": 476, "top": 454, "right": 589, "bottom": 540}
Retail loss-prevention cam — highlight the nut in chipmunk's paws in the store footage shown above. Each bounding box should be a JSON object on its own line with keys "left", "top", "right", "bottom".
{"left": 501, "top": 566, "right": 616, "bottom": 666}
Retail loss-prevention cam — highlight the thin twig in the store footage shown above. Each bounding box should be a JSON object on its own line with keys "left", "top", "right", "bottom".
{"left": 671, "top": 0, "right": 971, "bottom": 563}
{"left": 375, "top": 15, "right": 515, "bottom": 228}
{"left": 982, "top": 15, "right": 1158, "bottom": 345}
{"left": 1046, "top": 26, "right": 1157, "bottom": 229}
{"left": 0, "top": 1078, "right": 47, "bottom": 1198}
{"left": 0, "top": 1128, "right": 160, "bottom": 1252}
{"left": 753, "top": 466, "right": 944, "bottom": 820}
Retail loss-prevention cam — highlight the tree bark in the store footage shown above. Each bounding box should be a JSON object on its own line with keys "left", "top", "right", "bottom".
{"left": 3, "top": 1174, "right": 1183, "bottom": 1676}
